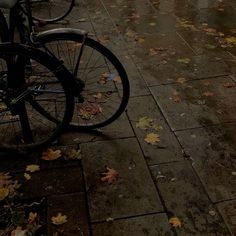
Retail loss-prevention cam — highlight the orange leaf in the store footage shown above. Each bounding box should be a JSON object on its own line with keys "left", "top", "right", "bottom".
{"left": 42, "top": 149, "right": 61, "bottom": 161}
{"left": 144, "top": 133, "right": 160, "bottom": 144}
{"left": 101, "top": 167, "right": 118, "bottom": 184}
{"left": 169, "top": 217, "right": 182, "bottom": 228}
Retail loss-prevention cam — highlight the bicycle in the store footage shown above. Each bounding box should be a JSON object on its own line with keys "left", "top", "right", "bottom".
{"left": 0, "top": 0, "right": 130, "bottom": 131}
{"left": 0, "top": 42, "right": 76, "bottom": 151}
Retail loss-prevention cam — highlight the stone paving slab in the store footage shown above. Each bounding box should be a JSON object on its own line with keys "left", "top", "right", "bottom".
{"left": 217, "top": 200, "right": 236, "bottom": 235}
{"left": 117, "top": 55, "right": 150, "bottom": 97}
{"left": 48, "top": 193, "right": 90, "bottom": 236}
{"left": 176, "top": 124, "right": 236, "bottom": 202}
{"left": 59, "top": 113, "right": 134, "bottom": 145}
{"left": 150, "top": 76, "right": 236, "bottom": 131}
{"left": 137, "top": 53, "right": 230, "bottom": 86}
{"left": 92, "top": 214, "right": 174, "bottom": 236}
{"left": 80, "top": 138, "right": 163, "bottom": 222}
{"left": 127, "top": 95, "right": 183, "bottom": 165}
{"left": 123, "top": 32, "right": 193, "bottom": 64}
{"left": 150, "top": 161, "right": 231, "bottom": 235}
{"left": 17, "top": 166, "right": 84, "bottom": 199}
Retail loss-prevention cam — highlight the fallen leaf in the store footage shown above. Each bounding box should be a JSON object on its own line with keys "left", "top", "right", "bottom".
{"left": 65, "top": 149, "right": 81, "bottom": 160}
{"left": 144, "top": 133, "right": 160, "bottom": 144}
{"left": 172, "top": 91, "right": 181, "bottom": 103}
{"left": 223, "top": 82, "right": 235, "bottom": 88}
{"left": 42, "top": 149, "right": 62, "bottom": 161}
{"left": 205, "top": 44, "right": 216, "bottom": 49}
{"left": 149, "top": 48, "right": 158, "bottom": 56}
{"left": 149, "top": 22, "right": 156, "bottom": 26}
{"left": 24, "top": 173, "right": 31, "bottom": 180}
{"left": 93, "top": 92, "right": 103, "bottom": 99}
{"left": 225, "top": 36, "right": 236, "bottom": 44}
{"left": 202, "top": 91, "right": 214, "bottom": 97}
{"left": 26, "top": 165, "right": 40, "bottom": 173}
{"left": 169, "top": 217, "right": 181, "bottom": 228}
{"left": 28, "top": 212, "right": 38, "bottom": 224}
{"left": 177, "top": 58, "right": 191, "bottom": 64}
{"left": 0, "top": 187, "right": 9, "bottom": 200}
{"left": 176, "top": 77, "right": 186, "bottom": 84}
{"left": 51, "top": 213, "right": 67, "bottom": 225}
{"left": 78, "top": 103, "right": 102, "bottom": 120}
{"left": 101, "top": 167, "right": 118, "bottom": 184}
{"left": 136, "top": 116, "right": 154, "bottom": 130}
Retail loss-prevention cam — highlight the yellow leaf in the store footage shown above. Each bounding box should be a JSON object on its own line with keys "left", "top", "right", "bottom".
{"left": 149, "top": 22, "right": 156, "bottom": 26}
{"left": 0, "top": 187, "right": 9, "bottom": 200}
{"left": 177, "top": 58, "right": 191, "bottom": 64}
{"left": 24, "top": 173, "right": 31, "bottom": 180}
{"left": 42, "top": 149, "right": 61, "bottom": 161}
{"left": 101, "top": 167, "right": 118, "bottom": 184}
{"left": 176, "top": 77, "right": 186, "bottom": 84}
{"left": 66, "top": 149, "right": 81, "bottom": 160}
{"left": 169, "top": 217, "right": 182, "bottom": 228}
{"left": 225, "top": 36, "right": 236, "bottom": 44}
{"left": 26, "top": 164, "right": 40, "bottom": 173}
{"left": 144, "top": 133, "right": 160, "bottom": 144}
{"left": 136, "top": 116, "right": 154, "bottom": 130}
{"left": 51, "top": 213, "right": 67, "bottom": 225}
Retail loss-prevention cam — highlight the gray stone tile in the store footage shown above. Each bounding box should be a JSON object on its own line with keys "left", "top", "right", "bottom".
{"left": 118, "top": 55, "right": 150, "bottom": 97}
{"left": 17, "top": 166, "right": 84, "bottom": 199}
{"left": 217, "top": 200, "right": 236, "bottom": 235}
{"left": 81, "top": 138, "right": 163, "bottom": 222}
{"left": 176, "top": 124, "right": 236, "bottom": 202}
{"left": 59, "top": 113, "right": 134, "bottom": 145}
{"left": 92, "top": 214, "right": 174, "bottom": 236}
{"left": 124, "top": 32, "right": 193, "bottom": 64}
{"left": 127, "top": 95, "right": 183, "bottom": 165}
{"left": 48, "top": 193, "right": 90, "bottom": 236}
{"left": 150, "top": 76, "right": 236, "bottom": 130}
{"left": 137, "top": 54, "right": 230, "bottom": 86}
{"left": 150, "top": 162, "right": 231, "bottom": 235}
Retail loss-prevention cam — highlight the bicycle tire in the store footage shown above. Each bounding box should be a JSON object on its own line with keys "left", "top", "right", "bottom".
{"left": 25, "top": 0, "right": 75, "bottom": 23}
{"left": 36, "top": 31, "right": 130, "bottom": 130}
{"left": 0, "top": 43, "right": 74, "bottom": 151}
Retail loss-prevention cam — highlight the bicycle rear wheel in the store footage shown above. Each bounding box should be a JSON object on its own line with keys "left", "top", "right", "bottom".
{"left": 27, "top": 0, "right": 75, "bottom": 23}
{"left": 0, "top": 43, "right": 74, "bottom": 151}
{"left": 37, "top": 32, "right": 130, "bottom": 130}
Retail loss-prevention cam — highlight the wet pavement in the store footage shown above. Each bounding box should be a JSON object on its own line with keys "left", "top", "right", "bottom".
{"left": 1, "top": 0, "right": 236, "bottom": 235}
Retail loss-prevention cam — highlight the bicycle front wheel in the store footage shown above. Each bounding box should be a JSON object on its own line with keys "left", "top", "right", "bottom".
{"left": 37, "top": 33, "right": 130, "bottom": 130}
{"left": 0, "top": 43, "right": 74, "bottom": 151}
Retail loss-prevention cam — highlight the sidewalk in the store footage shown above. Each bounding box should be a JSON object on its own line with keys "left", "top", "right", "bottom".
{"left": 1, "top": 0, "right": 236, "bottom": 235}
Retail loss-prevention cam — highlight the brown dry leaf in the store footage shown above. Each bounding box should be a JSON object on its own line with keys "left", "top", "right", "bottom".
{"left": 136, "top": 37, "right": 145, "bottom": 43}
{"left": 113, "top": 75, "right": 122, "bottom": 84}
{"left": 51, "top": 213, "right": 67, "bottom": 225}
{"left": 223, "top": 82, "right": 235, "bottom": 88}
{"left": 0, "top": 172, "right": 11, "bottom": 188}
{"left": 78, "top": 103, "right": 102, "bottom": 120}
{"left": 169, "top": 217, "right": 182, "bottom": 228}
{"left": 26, "top": 164, "right": 40, "bottom": 173}
{"left": 42, "top": 149, "right": 62, "bottom": 161}
{"left": 176, "top": 77, "right": 186, "bottom": 84}
{"left": 144, "top": 133, "right": 160, "bottom": 145}
{"left": 202, "top": 91, "right": 214, "bottom": 97}
{"left": 101, "top": 167, "right": 118, "bottom": 184}
{"left": 172, "top": 91, "right": 181, "bottom": 103}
